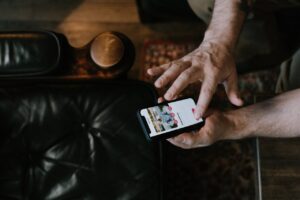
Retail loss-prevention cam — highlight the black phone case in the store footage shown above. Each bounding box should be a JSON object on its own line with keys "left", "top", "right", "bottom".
{"left": 137, "top": 98, "right": 205, "bottom": 141}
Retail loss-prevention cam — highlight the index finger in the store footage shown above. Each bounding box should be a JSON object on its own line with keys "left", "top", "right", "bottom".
{"left": 164, "top": 67, "right": 196, "bottom": 100}
{"left": 195, "top": 76, "right": 217, "bottom": 119}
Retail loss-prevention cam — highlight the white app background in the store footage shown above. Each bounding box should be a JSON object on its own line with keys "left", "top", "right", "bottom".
{"left": 140, "top": 98, "right": 203, "bottom": 137}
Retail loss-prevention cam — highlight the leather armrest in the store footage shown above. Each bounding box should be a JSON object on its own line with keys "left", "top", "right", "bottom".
{"left": 0, "top": 31, "right": 67, "bottom": 77}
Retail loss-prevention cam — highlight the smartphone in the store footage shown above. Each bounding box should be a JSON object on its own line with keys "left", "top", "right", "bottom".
{"left": 137, "top": 98, "right": 205, "bottom": 141}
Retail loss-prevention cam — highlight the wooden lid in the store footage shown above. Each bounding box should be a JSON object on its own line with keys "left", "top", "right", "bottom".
{"left": 90, "top": 32, "right": 125, "bottom": 68}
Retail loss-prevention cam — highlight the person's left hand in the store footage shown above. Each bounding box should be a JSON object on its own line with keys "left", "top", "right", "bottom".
{"left": 147, "top": 41, "right": 243, "bottom": 119}
{"left": 167, "top": 110, "right": 240, "bottom": 149}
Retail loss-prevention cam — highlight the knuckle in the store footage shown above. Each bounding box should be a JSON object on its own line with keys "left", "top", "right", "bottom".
{"left": 204, "top": 66, "right": 218, "bottom": 75}
{"left": 191, "top": 56, "right": 202, "bottom": 65}
{"left": 165, "top": 69, "right": 176, "bottom": 78}
{"left": 202, "top": 51, "right": 211, "bottom": 58}
{"left": 200, "top": 52, "right": 213, "bottom": 61}
{"left": 211, "top": 65, "right": 222, "bottom": 73}
{"left": 170, "top": 84, "right": 179, "bottom": 93}
{"left": 171, "top": 61, "right": 181, "bottom": 68}
{"left": 178, "top": 74, "right": 189, "bottom": 83}
{"left": 163, "top": 71, "right": 173, "bottom": 78}
{"left": 158, "top": 76, "right": 167, "bottom": 84}
{"left": 181, "top": 71, "right": 191, "bottom": 80}
{"left": 175, "top": 61, "right": 188, "bottom": 71}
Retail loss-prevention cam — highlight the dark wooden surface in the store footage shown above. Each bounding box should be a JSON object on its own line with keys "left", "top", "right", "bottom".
{"left": 260, "top": 138, "right": 300, "bottom": 200}
{"left": 0, "top": 0, "right": 205, "bottom": 79}
{"left": 1, "top": 1, "right": 299, "bottom": 200}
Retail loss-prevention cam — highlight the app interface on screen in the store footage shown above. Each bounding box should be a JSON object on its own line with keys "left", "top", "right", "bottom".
{"left": 140, "top": 99, "right": 203, "bottom": 137}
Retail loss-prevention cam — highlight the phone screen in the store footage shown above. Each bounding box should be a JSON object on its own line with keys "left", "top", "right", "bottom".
{"left": 140, "top": 98, "right": 203, "bottom": 137}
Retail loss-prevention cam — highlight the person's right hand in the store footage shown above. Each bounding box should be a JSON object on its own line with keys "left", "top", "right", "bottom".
{"left": 167, "top": 109, "right": 243, "bottom": 149}
{"left": 147, "top": 40, "right": 243, "bottom": 119}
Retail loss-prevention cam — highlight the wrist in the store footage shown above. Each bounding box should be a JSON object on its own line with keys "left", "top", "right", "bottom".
{"left": 223, "top": 109, "right": 250, "bottom": 140}
{"left": 199, "top": 38, "right": 235, "bottom": 59}
{"left": 202, "top": 31, "right": 236, "bottom": 53}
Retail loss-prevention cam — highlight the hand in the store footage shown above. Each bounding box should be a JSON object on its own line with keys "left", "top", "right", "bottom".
{"left": 167, "top": 110, "right": 239, "bottom": 149}
{"left": 147, "top": 40, "right": 243, "bottom": 119}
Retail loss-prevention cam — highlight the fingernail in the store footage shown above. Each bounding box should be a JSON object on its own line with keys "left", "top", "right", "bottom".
{"left": 164, "top": 95, "right": 170, "bottom": 101}
{"left": 235, "top": 96, "right": 243, "bottom": 106}
{"left": 165, "top": 92, "right": 173, "bottom": 100}
{"left": 238, "top": 98, "right": 244, "bottom": 105}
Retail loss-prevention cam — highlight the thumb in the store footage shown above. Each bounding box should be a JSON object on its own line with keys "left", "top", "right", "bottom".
{"left": 224, "top": 72, "right": 243, "bottom": 106}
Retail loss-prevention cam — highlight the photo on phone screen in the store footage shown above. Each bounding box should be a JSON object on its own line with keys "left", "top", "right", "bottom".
{"left": 139, "top": 98, "right": 204, "bottom": 139}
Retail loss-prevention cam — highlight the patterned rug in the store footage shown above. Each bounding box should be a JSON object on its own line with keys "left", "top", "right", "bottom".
{"left": 139, "top": 39, "right": 279, "bottom": 200}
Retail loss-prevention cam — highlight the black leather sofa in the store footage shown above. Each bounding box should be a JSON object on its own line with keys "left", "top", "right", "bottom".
{"left": 0, "top": 31, "right": 162, "bottom": 200}
{"left": 0, "top": 79, "right": 162, "bottom": 200}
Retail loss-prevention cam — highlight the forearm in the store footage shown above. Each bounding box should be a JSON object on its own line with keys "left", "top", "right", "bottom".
{"left": 203, "top": 0, "right": 248, "bottom": 51}
{"left": 227, "top": 89, "right": 300, "bottom": 139}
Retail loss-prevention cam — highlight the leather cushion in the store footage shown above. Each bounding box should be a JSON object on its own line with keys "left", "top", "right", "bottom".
{"left": 0, "top": 80, "right": 161, "bottom": 200}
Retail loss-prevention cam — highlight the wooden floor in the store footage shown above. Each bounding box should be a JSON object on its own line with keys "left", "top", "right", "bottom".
{"left": 1, "top": 1, "right": 300, "bottom": 200}
{"left": 260, "top": 138, "right": 300, "bottom": 200}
